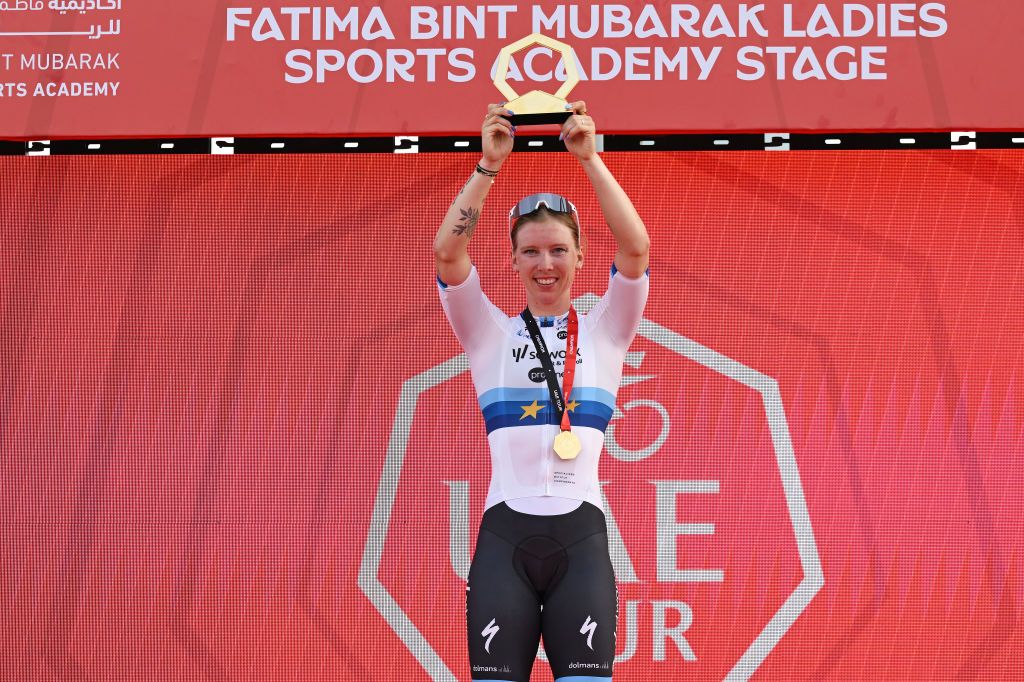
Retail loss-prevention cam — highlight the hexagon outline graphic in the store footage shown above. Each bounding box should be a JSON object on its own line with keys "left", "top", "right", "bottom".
{"left": 358, "top": 293, "right": 824, "bottom": 681}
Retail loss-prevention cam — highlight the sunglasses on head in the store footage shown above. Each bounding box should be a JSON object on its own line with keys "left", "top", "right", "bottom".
{"left": 508, "top": 193, "right": 580, "bottom": 233}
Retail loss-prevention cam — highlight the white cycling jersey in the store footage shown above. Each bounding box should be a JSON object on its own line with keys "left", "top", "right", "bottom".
{"left": 438, "top": 264, "right": 648, "bottom": 511}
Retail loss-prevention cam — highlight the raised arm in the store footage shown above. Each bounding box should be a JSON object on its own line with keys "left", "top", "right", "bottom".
{"left": 433, "top": 103, "right": 515, "bottom": 286}
{"left": 561, "top": 101, "right": 650, "bottom": 278}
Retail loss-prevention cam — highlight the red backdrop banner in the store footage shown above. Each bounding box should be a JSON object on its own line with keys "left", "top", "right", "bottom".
{"left": 1, "top": 150, "right": 1022, "bottom": 680}
{"left": 0, "top": 1, "right": 1022, "bottom": 138}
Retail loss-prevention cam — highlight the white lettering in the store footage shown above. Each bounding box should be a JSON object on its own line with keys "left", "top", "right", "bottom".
{"left": 279, "top": 7, "right": 310, "bottom": 41}
{"left": 326, "top": 7, "right": 359, "bottom": 40}
{"left": 253, "top": 8, "right": 285, "bottom": 41}
{"left": 702, "top": 5, "right": 735, "bottom": 38}
{"left": 652, "top": 602, "right": 697, "bottom": 662}
{"left": 347, "top": 48, "right": 382, "bottom": 83}
{"left": 654, "top": 47, "right": 688, "bottom": 80}
{"left": 523, "top": 46, "right": 555, "bottom": 82}
{"left": 604, "top": 4, "right": 632, "bottom": 38}
{"left": 806, "top": 4, "right": 841, "bottom": 37}
{"left": 418, "top": 48, "right": 445, "bottom": 81}
{"left": 569, "top": 5, "right": 599, "bottom": 39}
{"left": 824, "top": 46, "right": 857, "bottom": 81}
{"left": 738, "top": 4, "right": 768, "bottom": 37}
{"left": 315, "top": 49, "right": 344, "bottom": 83}
{"left": 890, "top": 3, "right": 918, "bottom": 37}
{"left": 410, "top": 6, "right": 439, "bottom": 39}
{"left": 591, "top": 47, "right": 621, "bottom": 81}
{"left": 736, "top": 46, "right": 766, "bottom": 81}
{"left": 624, "top": 47, "right": 650, "bottom": 80}
{"left": 386, "top": 49, "right": 415, "bottom": 82}
{"left": 225, "top": 8, "right": 250, "bottom": 41}
{"left": 31, "top": 81, "right": 119, "bottom": 97}
{"left": 919, "top": 3, "right": 948, "bottom": 37}
{"left": 862, "top": 46, "right": 887, "bottom": 80}
{"left": 692, "top": 46, "right": 721, "bottom": 80}
{"left": 783, "top": 4, "right": 806, "bottom": 37}
{"left": 670, "top": 5, "right": 700, "bottom": 38}
{"left": 634, "top": 4, "right": 667, "bottom": 38}
{"left": 532, "top": 4, "right": 564, "bottom": 36}
{"left": 843, "top": 4, "right": 874, "bottom": 38}
{"left": 229, "top": 6, "right": 394, "bottom": 41}
{"left": 448, "top": 47, "right": 475, "bottom": 83}
{"left": 766, "top": 46, "right": 798, "bottom": 79}
{"left": 284, "top": 49, "right": 314, "bottom": 83}
{"left": 363, "top": 7, "right": 395, "bottom": 40}
{"left": 653, "top": 481, "right": 723, "bottom": 583}
{"left": 736, "top": 45, "right": 887, "bottom": 81}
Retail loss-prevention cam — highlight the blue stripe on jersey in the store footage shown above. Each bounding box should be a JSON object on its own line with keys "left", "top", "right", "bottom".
{"left": 482, "top": 399, "right": 614, "bottom": 422}
{"left": 478, "top": 388, "right": 617, "bottom": 434}
{"left": 478, "top": 386, "right": 616, "bottom": 410}
{"left": 484, "top": 409, "right": 612, "bottom": 434}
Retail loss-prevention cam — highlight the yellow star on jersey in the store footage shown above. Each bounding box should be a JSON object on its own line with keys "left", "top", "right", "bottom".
{"left": 519, "top": 400, "right": 545, "bottom": 420}
{"left": 566, "top": 400, "right": 580, "bottom": 413}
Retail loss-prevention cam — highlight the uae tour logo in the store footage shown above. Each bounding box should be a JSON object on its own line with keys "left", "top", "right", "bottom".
{"left": 359, "top": 293, "right": 823, "bottom": 681}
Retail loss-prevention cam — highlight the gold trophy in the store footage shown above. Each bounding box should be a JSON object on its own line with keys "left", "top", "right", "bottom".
{"left": 493, "top": 33, "right": 580, "bottom": 126}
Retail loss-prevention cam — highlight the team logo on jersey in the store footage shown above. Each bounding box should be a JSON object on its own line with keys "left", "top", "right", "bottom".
{"left": 528, "top": 367, "right": 547, "bottom": 383}
{"left": 580, "top": 615, "right": 597, "bottom": 651}
{"left": 482, "top": 618, "right": 500, "bottom": 653}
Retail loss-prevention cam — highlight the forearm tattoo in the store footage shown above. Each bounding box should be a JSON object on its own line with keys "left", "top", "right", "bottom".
{"left": 452, "top": 206, "right": 480, "bottom": 238}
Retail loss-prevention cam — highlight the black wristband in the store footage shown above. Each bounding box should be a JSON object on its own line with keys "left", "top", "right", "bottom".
{"left": 475, "top": 163, "right": 499, "bottom": 177}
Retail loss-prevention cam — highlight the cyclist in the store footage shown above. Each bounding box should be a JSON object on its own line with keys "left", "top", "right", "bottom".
{"left": 434, "top": 100, "right": 650, "bottom": 682}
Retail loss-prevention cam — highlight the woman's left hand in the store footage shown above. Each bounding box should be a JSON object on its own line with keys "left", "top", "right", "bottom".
{"left": 560, "top": 100, "right": 596, "bottom": 161}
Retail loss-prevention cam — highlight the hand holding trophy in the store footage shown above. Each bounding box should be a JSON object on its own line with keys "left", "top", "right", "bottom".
{"left": 481, "top": 102, "right": 515, "bottom": 169}
{"left": 559, "top": 100, "right": 596, "bottom": 161}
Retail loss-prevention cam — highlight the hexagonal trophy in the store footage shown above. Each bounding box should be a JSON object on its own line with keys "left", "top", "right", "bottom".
{"left": 493, "top": 33, "right": 580, "bottom": 126}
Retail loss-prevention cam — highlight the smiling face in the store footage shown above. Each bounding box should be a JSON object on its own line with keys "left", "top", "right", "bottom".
{"left": 511, "top": 217, "right": 583, "bottom": 315}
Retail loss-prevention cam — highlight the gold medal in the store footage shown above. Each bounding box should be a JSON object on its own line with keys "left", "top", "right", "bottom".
{"left": 553, "top": 430, "right": 581, "bottom": 460}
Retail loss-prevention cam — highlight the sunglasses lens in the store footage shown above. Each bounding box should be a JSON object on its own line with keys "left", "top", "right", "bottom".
{"left": 510, "top": 193, "right": 576, "bottom": 220}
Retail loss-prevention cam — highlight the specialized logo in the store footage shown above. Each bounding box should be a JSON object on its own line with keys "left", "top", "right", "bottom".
{"left": 482, "top": 618, "right": 500, "bottom": 654}
{"left": 580, "top": 615, "right": 597, "bottom": 651}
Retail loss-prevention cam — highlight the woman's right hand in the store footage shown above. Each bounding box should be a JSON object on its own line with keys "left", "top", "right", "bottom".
{"left": 481, "top": 103, "right": 515, "bottom": 169}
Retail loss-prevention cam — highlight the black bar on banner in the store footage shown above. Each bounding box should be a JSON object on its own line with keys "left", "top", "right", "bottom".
{"left": 4, "top": 132, "right": 1023, "bottom": 156}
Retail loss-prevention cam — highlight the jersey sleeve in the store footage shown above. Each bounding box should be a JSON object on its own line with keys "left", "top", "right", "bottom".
{"left": 585, "top": 265, "right": 650, "bottom": 349}
{"left": 437, "top": 265, "right": 508, "bottom": 355}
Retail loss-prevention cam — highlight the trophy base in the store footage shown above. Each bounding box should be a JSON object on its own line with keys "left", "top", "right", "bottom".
{"left": 501, "top": 90, "right": 573, "bottom": 127}
{"left": 503, "top": 111, "right": 572, "bottom": 126}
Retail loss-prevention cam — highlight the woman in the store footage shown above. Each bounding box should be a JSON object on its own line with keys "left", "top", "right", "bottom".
{"left": 433, "top": 101, "right": 649, "bottom": 682}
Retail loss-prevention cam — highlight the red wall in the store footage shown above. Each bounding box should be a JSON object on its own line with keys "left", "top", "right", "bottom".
{"left": 1, "top": 151, "right": 1021, "bottom": 680}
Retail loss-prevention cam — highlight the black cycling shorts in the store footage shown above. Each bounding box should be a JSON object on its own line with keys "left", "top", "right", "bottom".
{"left": 466, "top": 501, "right": 616, "bottom": 681}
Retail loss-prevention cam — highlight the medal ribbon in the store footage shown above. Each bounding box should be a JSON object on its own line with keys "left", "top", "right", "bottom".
{"left": 520, "top": 307, "right": 579, "bottom": 431}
